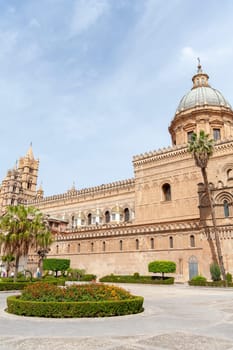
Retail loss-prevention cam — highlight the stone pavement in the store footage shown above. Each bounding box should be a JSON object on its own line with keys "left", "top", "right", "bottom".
{"left": 1, "top": 283, "right": 233, "bottom": 349}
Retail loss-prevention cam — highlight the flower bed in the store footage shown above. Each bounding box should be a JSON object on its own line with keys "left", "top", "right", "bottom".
{"left": 6, "top": 282, "right": 144, "bottom": 317}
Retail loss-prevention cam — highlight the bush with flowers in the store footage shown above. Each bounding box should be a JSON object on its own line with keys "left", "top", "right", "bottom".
{"left": 7, "top": 282, "right": 144, "bottom": 317}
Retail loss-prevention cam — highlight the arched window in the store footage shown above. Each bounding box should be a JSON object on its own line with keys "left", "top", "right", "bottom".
{"left": 162, "top": 183, "right": 171, "bottom": 201}
{"left": 190, "top": 235, "right": 195, "bottom": 247}
{"left": 124, "top": 208, "right": 130, "bottom": 222}
{"left": 136, "top": 239, "right": 139, "bottom": 250}
{"left": 103, "top": 241, "right": 106, "bottom": 252}
{"left": 67, "top": 244, "right": 70, "bottom": 253}
{"left": 56, "top": 245, "right": 59, "bottom": 254}
{"left": 105, "top": 211, "right": 110, "bottom": 223}
{"left": 119, "top": 240, "right": 123, "bottom": 251}
{"left": 227, "top": 169, "right": 233, "bottom": 180}
{"left": 88, "top": 213, "right": 92, "bottom": 225}
{"left": 150, "top": 238, "right": 154, "bottom": 249}
{"left": 224, "top": 200, "right": 230, "bottom": 217}
{"left": 77, "top": 243, "right": 80, "bottom": 253}
{"left": 91, "top": 242, "right": 94, "bottom": 252}
{"left": 169, "top": 236, "right": 173, "bottom": 248}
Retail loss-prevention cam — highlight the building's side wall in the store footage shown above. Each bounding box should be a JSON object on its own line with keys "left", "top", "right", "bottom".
{"left": 43, "top": 225, "right": 211, "bottom": 281}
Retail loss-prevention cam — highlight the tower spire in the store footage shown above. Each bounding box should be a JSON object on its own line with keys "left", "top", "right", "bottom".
{"left": 26, "top": 143, "right": 34, "bottom": 160}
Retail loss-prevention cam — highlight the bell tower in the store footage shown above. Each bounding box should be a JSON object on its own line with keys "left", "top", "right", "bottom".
{"left": 17, "top": 144, "right": 39, "bottom": 201}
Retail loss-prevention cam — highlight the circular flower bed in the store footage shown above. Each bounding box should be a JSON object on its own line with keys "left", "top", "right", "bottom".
{"left": 7, "top": 282, "right": 144, "bottom": 318}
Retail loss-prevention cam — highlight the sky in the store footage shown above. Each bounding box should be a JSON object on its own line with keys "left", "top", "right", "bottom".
{"left": 0, "top": 0, "right": 233, "bottom": 196}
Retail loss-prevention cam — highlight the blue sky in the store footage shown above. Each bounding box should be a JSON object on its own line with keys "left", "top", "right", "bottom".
{"left": 1, "top": 0, "right": 233, "bottom": 195}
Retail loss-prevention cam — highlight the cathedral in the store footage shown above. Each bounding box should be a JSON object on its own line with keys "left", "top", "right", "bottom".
{"left": 1, "top": 62, "right": 233, "bottom": 282}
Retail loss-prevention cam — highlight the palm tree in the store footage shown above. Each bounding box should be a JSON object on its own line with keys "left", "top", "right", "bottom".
{"left": 188, "top": 130, "right": 226, "bottom": 280}
{"left": 0, "top": 205, "right": 52, "bottom": 281}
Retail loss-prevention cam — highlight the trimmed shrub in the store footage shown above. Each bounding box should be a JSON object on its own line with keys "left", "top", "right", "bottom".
{"left": 6, "top": 282, "right": 144, "bottom": 317}
{"left": 226, "top": 272, "right": 232, "bottom": 283}
{"left": 7, "top": 295, "right": 144, "bottom": 318}
{"left": 148, "top": 260, "right": 176, "bottom": 278}
{"left": 210, "top": 263, "right": 221, "bottom": 281}
{"left": 43, "top": 259, "right": 70, "bottom": 277}
{"left": 99, "top": 274, "right": 174, "bottom": 284}
{"left": 0, "top": 282, "right": 29, "bottom": 291}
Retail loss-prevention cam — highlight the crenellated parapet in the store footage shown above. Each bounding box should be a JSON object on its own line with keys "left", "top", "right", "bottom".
{"left": 28, "top": 178, "right": 135, "bottom": 205}
{"left": 133, "top": 144, "right": 188, "bottom": 167}
{"left": 133, "top": 138, "right": 233, "bottom": 168}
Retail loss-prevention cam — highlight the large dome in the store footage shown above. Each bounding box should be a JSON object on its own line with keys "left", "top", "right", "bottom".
{"left": 169, "top": 61, "right": 233, "bottom": 146}
{"left": 176, "top": 86, "right": 232, "bottom": 113}
{"left": 176, "top": 63, "right": 232, "bottom": 113}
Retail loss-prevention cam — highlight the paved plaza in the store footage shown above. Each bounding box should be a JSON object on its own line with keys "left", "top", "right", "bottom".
{"left": 1, "top": 283, "right": 233, "bottom": 349}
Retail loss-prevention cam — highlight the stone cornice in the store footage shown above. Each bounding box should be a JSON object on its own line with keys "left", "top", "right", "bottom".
{"left": 55, "top": 219, "right": 200, "bottom": 241}
{"left": 133, "top": 138, "right": 233, "bottom": 167}
{"left": 28, "top": 178, "right": 135, "bottom": 205}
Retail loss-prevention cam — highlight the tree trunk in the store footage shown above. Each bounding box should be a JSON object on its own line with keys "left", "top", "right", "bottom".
{"left": 14, "top": 255, "right": 20, "bottom": 282}
{"left": 201, "top": 167, "right": 226, "bottom": 281}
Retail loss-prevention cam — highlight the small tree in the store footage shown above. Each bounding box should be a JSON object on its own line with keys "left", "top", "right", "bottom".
{"left": 148, "top": 260, "right": 176, "bottom": 279}
{"left": 210, "top": 262, "right": 221, "bottom": 281}
{"left": 43, "top": 258, "right": 70, "bottom": 277}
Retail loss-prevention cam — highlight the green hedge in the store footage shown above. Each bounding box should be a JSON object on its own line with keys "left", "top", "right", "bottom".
{"left": 65, "top": 274, "right": 96, "bottom": 282}
{"left": 0, "top": 282, "right": 29, "bottom": 291}
{"left": 0, "top": 279, "right": 65, "bottom": 291}
{"left": 7, "top": 295, "right": 144, "bottom": 318}
{"left": 99, "top": 274, "right": 174, "bottom": 284}
{"left": 188, "top": 280, "right": 233, "bottom": 287}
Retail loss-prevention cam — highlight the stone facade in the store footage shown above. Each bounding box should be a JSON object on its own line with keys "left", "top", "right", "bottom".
{"left": 1, "top": 63, "right": 233, "bottom": 281}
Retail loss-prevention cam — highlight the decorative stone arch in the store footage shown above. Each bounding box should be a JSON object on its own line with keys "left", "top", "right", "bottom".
{"left": 188, "top": 256, "right": 198, "bottom": 280}
{"left": 215, "top": 192, "right": 233, "bottom": 204}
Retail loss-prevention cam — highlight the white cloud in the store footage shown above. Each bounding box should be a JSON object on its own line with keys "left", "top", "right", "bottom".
{"left": 70, "top": 0, "right": 109, "bottom": 36}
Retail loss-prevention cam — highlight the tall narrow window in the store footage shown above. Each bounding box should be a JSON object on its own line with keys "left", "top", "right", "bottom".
{"left": 77, "top": 243, "right": 80, "bottom": 253}
{"left": 71, "top": 215, "right": 75, "bottom": 228}
{"left": 67, "top": 244, "right": 70, "bottom": 253}
{"left": 187, "top": 131, "right": 194, "bottom": 142}
{"left": 119, "top": 240, "right": 123, "bottom": 251}
{"left": 136, "top": 239, "right": 139, "bottom": 250}
{"left": 213, "top": 128, "right": 221, "bottom": 141}
{"left": 91, "top": 242, "right": 94, "bottom": 252}
{"left": 124, "top": 208, "right": 130, "bottom": 222}
{"left": 162, "top": 183, "right": 171, "bottom": 201}
{"left": 103, "top": 241, "right": 106, "bottom": 252}
{"left": 56, "top": 245, "right": 59, "bottom": 254}
{"left": 169, "top": 236, "right": 173, "bottom": 248}
{"left": 190, "top": 235, "right": 195, "bottom": 247}
{"left": 105, "top": 211, "right": 110, "bottom": 223}
{"left": 150, "top": 238, "right": 154, "bottom": 249}
{"left": 27, "top": 180, "right": 32, "bottom": 189}
{"left": 88, "top": 213, "right": 92, "bottom": 225}
{"left": 224, "top": 200, "right": 230, "bottom": 217}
